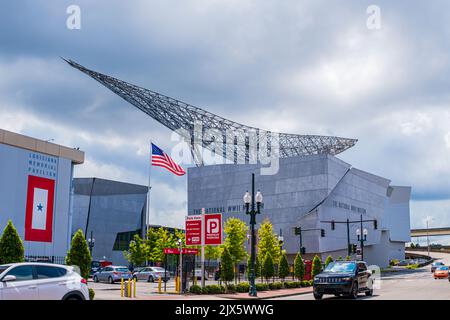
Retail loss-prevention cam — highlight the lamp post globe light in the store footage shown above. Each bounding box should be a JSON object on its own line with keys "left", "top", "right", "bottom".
{"left": 243, "top": 173, "right": 263, "bottom": 297}
{"left": 88, "top": 231, "right": 95, "bottom": 256}
{"left": 278, "top": 229, "right": 284, "bottom": 255}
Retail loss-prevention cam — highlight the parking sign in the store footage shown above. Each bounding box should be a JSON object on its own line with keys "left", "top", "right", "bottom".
{"left": 185, "top": 215, "right": 202, "bottom": 246}
{"left": 204, "top": 213, "right": 222, "bottom": 245}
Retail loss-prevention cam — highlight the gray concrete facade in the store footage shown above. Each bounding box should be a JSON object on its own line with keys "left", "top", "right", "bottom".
{"left": 72, "top": 178, "right": 148, "bottom": 266}
{"left": 188, "top": 154, "right": 411, "bottom": 267}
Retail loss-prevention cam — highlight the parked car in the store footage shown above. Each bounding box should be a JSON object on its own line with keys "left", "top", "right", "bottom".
{"left": 434, "top": 266, "right": 449, "bottom": 279}
{"left": 132, "top": 267, "right": 170, "bottom": 282}
{"left": 313, "top": 261, "right": 374, "bottom": 300}
{"left": 194, "top": 269, "right": 208, "bottom": 280}
{"left": 92, "top": 266, "right": 132, "bottom": 284}
{"left": 0, "top": 262, "right": 89, "bottom": 300}
{"left": 431, "top": 261, "right": 445, "bottom": 273}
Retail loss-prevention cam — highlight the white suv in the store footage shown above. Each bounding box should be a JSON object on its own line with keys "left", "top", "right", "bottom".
{"left": 0, "top": 262, "right": 90, "bottom": 300}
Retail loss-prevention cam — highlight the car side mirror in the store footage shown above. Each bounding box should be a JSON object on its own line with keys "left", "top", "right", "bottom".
{"left": 2, "top": 275, "right": 16, "bottom": 282}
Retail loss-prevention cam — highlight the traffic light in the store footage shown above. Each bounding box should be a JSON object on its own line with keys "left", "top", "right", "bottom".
{"left": 374, "top": 220, "right": 378, "bottom": 230}
{"left": 300, "top": 247, "right": 306, "bottom": 254}
{"left": 320, "top": 229, "right": 325, "bottom": 237}
{"left": 331, "top": 220, "right": 335, "bottom": 230}
{"left": 352, "top": 244, "right": 357, "bottom": 254}
{"left": 294, "top": 227, "right": 301, "bottom": 235}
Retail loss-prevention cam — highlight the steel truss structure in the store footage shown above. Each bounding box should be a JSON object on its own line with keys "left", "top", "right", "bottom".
{"left": 65, "top": 59, "right": 357, "bottom": 166}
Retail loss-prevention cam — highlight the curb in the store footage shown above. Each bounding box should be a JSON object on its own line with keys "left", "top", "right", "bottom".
{"left": 215, "top": 289, "right": 314, "bottom": 300}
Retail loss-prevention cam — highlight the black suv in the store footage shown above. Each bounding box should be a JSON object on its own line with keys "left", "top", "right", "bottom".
{"left": 313, "top": 260, "right": 374, "bottom": 299}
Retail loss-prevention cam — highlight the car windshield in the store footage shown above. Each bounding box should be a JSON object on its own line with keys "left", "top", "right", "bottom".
{"left": 434, "top": 262, "right": 444, "bottom": 266}
{"left": 437, "top": 266, "right": 449, "bottom": 270}
{"left": 323, "top": 262, "right": 356, "bottom": 273}
{"left": 0, "top": 265, "right": 11, "bottom": 275}
{"left": 152, "top": 267, "right": 165, "bottom": 272}
{"left": 115, "top": 268, "right": 129, "bottom": 272}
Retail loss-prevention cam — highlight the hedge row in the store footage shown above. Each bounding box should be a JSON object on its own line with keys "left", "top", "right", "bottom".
{"left": 189, "top": 280, "right": 313, "bottom": 295}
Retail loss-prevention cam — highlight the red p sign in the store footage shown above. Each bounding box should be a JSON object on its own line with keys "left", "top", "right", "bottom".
{"left": 204, "top": 213, "right": 222, "bottom": 245}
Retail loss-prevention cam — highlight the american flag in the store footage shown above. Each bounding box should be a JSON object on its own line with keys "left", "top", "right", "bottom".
{"left": 151, "top": 143, "right": 186, "bottom": 176}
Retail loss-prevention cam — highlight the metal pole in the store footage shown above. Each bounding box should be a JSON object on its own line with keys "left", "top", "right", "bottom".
{"left": 249, "top": 173, "right": 257, "bottom": 297}
{"left": 84, "top": 178, "right": 96, "bottom": 236}
{"left": 427, "top": 220, "right": 430, "bottom": 257}
{"left": 360, "top": 215, "right": 364, "bottom": 261}
{"left": 201, "top": 208, "right": 206, "bottom": 289}
{"left": 179, "top": 244, "right": 183, "bottom": 294}
{"left": 164, "top": 253, "right": 167, "bottom": 292}
{"left": 347, "top": 219, "right": 350, "bottom": 256}
{"left": 299, "top": 228, "right": 303, "bottom": 253}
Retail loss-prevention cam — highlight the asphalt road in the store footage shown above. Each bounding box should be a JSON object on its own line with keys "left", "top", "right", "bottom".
{"left": 273, "top": 251, "right": 450, "bottom": 300}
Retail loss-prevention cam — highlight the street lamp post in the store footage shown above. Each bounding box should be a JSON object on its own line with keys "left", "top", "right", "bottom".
{"left": 177, "top": 238, "right": 183, "bottom": 294}
{"left": 88, "top": 231, "right": 95, "bottom": 256}
{"left": 278, "top": 229, "right": 284, "bottom": 256}
{"left": 356, "top": 226, "right": 368, "bottom": 260}
{"left": 243, "top": 173, "right": 263, "bottom": 297}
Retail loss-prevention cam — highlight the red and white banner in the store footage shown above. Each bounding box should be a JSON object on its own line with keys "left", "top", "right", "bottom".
{"left": 24, "top": 175, "right": 55, "bottom": 242}
{"left": 204, "top": 213, "right": 222, "bottom": 245}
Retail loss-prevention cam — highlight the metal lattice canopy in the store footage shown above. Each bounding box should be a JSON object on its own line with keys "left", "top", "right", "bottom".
{"left": 64, "top": 58, "right": 357, "bottom": 166}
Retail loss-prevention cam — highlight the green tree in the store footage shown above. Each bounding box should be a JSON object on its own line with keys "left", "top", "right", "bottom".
{"left": 123, "top": 234, "right": 146, "bottom": 266}
{"left": 205, "top": 245, "right": 220, "bottom": 275}
{"left": 336, "top": 256, "right": 343, "bottom": 261}
{"left": 149, "top": 227, "right": 178, "bottom": 263}
{"left": 66, "top": 229, "right": 91, "bottom": 279}
{"left": 0, "top": 220, "right": 24, "bottom": 264}
{"left": 262, "top": 253, "right": 275, "bottom": 282}
{"left": 345, "top": 255, "right": 351, "bottom": 261}
{"left": 324, "top": 255, "right": 334, "bottom": 267}
{"left": 294, "top": 252, "right": 305, "bottom": 280}
{"left": 223, "top": 218, "right": 248, "bottom": 281}
{"left": 220, "top": 247, "right": 234, "bottom": 284}
{"left": 311, "top": 255, "right": 322, "bottom": 278}
{"left": 257, "top": 219, "right": 280, "bottom": 264}
{"left": 278, "top": 253, "right": 289, "bottom": 281}
{"left": 248, "top": 255, "right": 261, "bottom": 279}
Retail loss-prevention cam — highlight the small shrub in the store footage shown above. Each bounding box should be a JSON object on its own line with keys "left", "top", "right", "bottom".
{"left": 268, "top": 282, "right": 283, "bottom": 290}
{"left": 300, "top": 280, "right": 309, "bottom": 287}
{"left": 189, "top": 285, "right": 202, "bottom": 294}
{"left": 256, "top": 283, "right": 269, "bottom": 291}
{"left": 202, "top": 284, "right": 226, "bottom": 294}
{"left": 226, "top": 283, "right": 236, "bottom": 293}
{"left": 89, "top": 288, "right": 95, "bottom": 300}
{"left": 236, "top": 282, "right": 250, "bottom": 293}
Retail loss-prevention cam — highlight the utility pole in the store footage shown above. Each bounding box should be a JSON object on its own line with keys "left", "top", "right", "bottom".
{"left": 322, "top": 216, "right": 377, "bottom": 259}
{"left": 293, "top": 227, "right": 325, "bottom": 254}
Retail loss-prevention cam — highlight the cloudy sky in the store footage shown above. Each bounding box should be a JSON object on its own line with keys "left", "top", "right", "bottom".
{"left": 1, "top": 1, "right": 450, "bottom": 242}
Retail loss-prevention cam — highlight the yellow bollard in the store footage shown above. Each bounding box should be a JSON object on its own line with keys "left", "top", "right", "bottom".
{"left": 127, "top": 279, "right": 131, "bottom": 298}
{"left": 158, "top": 277, "right": 162, "bottom": 294}
{"left": 194, "top": 275, "right": 197, "bottom": 286}
{"left": 175, "top": 276, "right": 180, "bottom": 293}
{"left": 120, "top": 278, "right": 124, "bottom": 297}
{"left": 133, "top": 277, "right": 137, "bottom": 298}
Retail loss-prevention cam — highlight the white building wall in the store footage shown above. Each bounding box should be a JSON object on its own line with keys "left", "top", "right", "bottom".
{"left": 0, "top": 143, "right": 74, "bottom": 258}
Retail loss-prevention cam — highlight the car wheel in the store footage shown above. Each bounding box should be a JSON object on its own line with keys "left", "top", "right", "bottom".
{"left": 349, "top": 282, "right": 358, "bottom": 299}
{"left": 64, "top": 295, "right": 82, "bottom": 301}
{"left": 93, "top": 276, "right": 98, "bottom": 283}
{"left": 108, "top": 276, "right": 114, "bottom": 284}
{"left": 148, "top": 276, "right": 154, "bottom": 282}
{"left": 365, "top": 289, "right": 373, "bottom": 296}
{"left": 313, "top": 292, "right": 323, "bottom": 300}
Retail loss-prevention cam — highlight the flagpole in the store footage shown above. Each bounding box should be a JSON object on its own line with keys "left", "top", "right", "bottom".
{"left": 146, "top": 141, "right": 152, "bottom": 241}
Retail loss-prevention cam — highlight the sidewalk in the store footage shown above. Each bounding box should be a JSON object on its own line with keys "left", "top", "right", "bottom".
{"left": 95, "top": 287, "right": 314, "bottom": 300}
{"left": 216, "top": 286, "right": 313, "bottom": 300}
